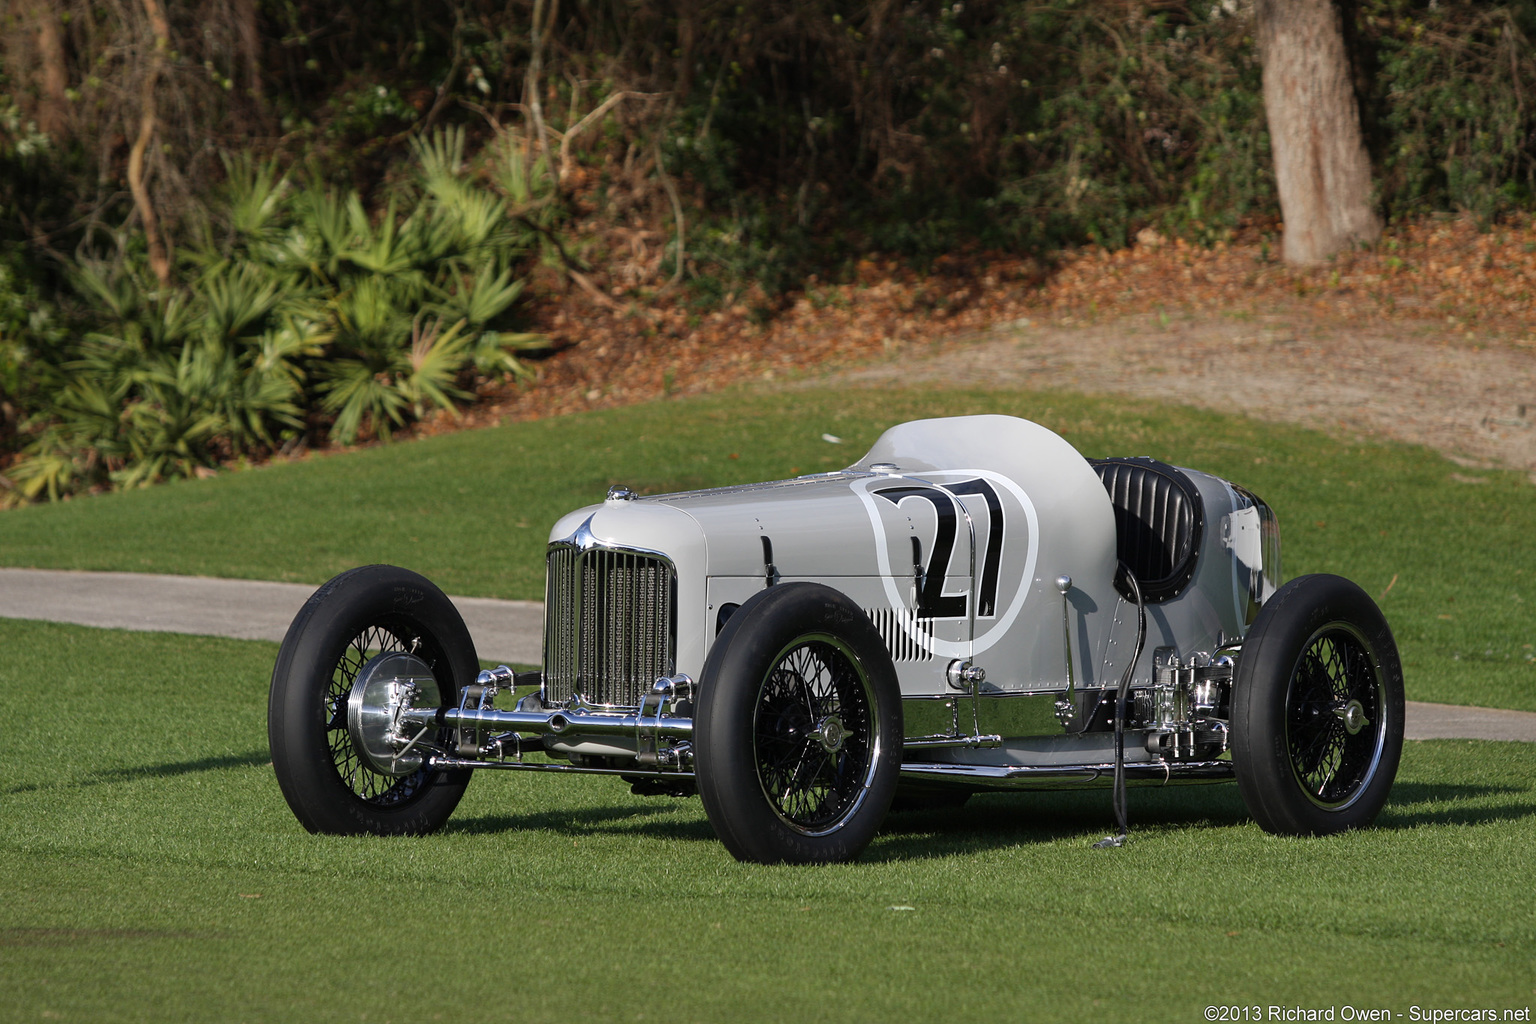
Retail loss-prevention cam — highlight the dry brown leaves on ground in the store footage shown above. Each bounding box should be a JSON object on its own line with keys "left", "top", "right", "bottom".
{"left": 418, "top": 214, "right": 1536, "bottom": 444}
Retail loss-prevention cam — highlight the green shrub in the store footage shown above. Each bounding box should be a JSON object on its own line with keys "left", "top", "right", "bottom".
{"left": 1368, "top": 0, "right": 1536, "bottom": 221}
{"left": 1, "top": 129, "right": 546, "bottom": 504}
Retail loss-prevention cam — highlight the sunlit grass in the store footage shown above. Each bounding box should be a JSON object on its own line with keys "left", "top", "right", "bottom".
{"left": 1, "top": 618, "right": 1532, "bottom": 1021}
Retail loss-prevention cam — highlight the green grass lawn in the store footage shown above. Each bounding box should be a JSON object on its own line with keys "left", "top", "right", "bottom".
{"left": 1, "top": 385, "right": 1531, "bottom": 710}
{"left": 2, "top": 618, "right": 1533, "bottom": 1022}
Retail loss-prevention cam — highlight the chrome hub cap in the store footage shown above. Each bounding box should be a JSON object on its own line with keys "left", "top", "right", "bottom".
{"left": 1334, "top": 698, "right": 1370, "bottom": 736}
{"left": 815, "top": 715, "right": 847, "bottom": 754}
{"left": 347, "top": 651, "right": 441, "bottom": 776}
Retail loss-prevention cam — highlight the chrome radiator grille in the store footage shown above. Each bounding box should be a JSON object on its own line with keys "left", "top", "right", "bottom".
{"left": 544, "top": 544, "right": 677, "bottom": 709}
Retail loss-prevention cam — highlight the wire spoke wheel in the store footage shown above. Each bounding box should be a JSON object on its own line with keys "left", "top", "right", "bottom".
{"left": 269, "top": 565, "right": 477, "bottom": 835}
{"left": 753, "top": 636, "right": 876, "bottom": 834}
{"left": 696, "top": 583, "right": 901, "bottom": 864}
{"left": 323, "top": 623, "right": 435, "bottom": 807}
{"left": 1285, "top": 627, "right": 1383, "bottom": 808}
{"left": 1233, "top": 574, "right": 1404, "bottom": 836}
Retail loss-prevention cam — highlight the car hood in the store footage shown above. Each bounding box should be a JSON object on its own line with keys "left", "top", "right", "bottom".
{"left": 548, "top": 472, "right": 879, "bottom": 578}
{"left": 547, "top": 415, "right": 1114, "bottom": 583}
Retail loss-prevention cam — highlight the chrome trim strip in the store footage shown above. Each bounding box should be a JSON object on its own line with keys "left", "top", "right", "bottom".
{"left": 427, "top": 757, "right": 696, "bottom": 779}
{"left": 903, "top": 734, "right": 1004, "bottom": 749}
{"left": 642, "top": 473, "right": 867, "bottom": 502}
{"left": 898, "top": 759, "right": 1234, "bottom": 789}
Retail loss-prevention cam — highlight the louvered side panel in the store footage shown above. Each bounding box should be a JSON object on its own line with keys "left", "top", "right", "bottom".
{"left": 866, "top": 607, "right": 927, "bottom": 663}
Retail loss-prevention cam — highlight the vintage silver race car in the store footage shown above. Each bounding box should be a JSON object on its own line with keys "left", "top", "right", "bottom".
{"left": 268, "top": 414, "right": 1405, "bottom": 863}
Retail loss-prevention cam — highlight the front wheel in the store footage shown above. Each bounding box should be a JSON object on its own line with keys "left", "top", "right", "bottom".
{"left": 1231, "top": 574, "right": 1404, "bottom": 835}
{"left": 695, "top": 583, "right": 902, "bottom": 864}
{"left": 268, "top": 565, "right": 477, "bottom": 835}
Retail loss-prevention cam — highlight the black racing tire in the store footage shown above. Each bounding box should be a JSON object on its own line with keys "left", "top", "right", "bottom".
{"left": 268, "top": 565, "right": 477, "bottom": 835}
{"left": 1231, "top": 573, "right": 1404, "bottom": 836}
{"left": 695, "top": 583, "right": 902, "bottom": 864}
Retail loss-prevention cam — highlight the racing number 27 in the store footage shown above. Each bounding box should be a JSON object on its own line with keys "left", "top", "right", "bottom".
{"left": 874, "top": 478, "right": 1003, "bottom": 620}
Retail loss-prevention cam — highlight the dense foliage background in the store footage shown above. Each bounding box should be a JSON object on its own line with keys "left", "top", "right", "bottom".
{"left": 1, "top": 0, "right": 1534, "bottom": 500}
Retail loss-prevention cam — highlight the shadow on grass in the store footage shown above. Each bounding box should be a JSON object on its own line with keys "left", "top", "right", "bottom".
{"left": 1379, "top": 781, "right": 1536, "bottom": 827}
{"left": 370, "top": 774, "right": 1536, "bottom": 858}
{"left": 869, "top": 777, "right": 1536, "bottom": 858}
{"left": 447, "top": 784, "right": 1261, "bottom": 859}
{"left": 448, "top": 802, "right": 719, "bottom": 844}
{"left": 3, "top": 751, "right": 271, "bottom": 796}
{"left": 868, "top": 784, "right": 1255, "bottom": 860}
{"left": 0, "top": 926, "right": 214, "bottom": 948}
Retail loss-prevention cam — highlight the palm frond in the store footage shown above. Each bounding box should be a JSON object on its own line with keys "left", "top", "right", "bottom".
{"left": 470, "top": 329, "right": 543, "bottom": 377}
{"left": 221, "top": 152, "right": 290, "bottom": 242}
{"left": 318, "top": 358, "right": 411, "bottom": 444}
{"left": 411, "top": 127, "right": 468, "bottom": 204}
{"left": 197, "top": 262, "right": 283, "bottom": 343}
{"left": 400, "top": 316, "right": 473, "bottom": 416}
{"left": 433, "top": 262, "right": 526, "bottom": 328}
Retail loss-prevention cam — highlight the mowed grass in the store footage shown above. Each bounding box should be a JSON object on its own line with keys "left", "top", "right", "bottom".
{"left": 0, "top": 385, "right": 1532, "bottom": 710}
{"left": 1, "top": 618, "right": 1533, "bottom": 1022}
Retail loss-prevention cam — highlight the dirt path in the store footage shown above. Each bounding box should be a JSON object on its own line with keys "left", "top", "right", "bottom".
{"left": 823, "top": 309, "right": 1536, "bottom": 479}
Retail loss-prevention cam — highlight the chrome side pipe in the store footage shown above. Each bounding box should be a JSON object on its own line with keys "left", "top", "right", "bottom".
{"left": 900, "top": 759, "right": 1234, "bottom": 790}
{"left": 390, "top": 665, "right": 696, "bottom": 740}
{"left": 398, "top": 704, "right": 694, "bottom": 739}
{"left": 424, "top": 758, "right": 695, "bottom": 779}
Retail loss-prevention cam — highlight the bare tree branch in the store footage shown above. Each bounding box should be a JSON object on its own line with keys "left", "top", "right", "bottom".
{"left": 558, "top": 91, "right": 665, "bottom": 183}
{"left": 524, "top": 0, "right": 556, "bottom": 177}
{"left": 651, "top": 138, "right": 686, "bottom": 292}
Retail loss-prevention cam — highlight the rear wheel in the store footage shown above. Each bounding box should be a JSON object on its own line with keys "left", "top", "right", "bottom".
{"left": 1232, "top": 574, "right": 1403, "bottom": 835}
{"left": 268, "top": 565, "right": 477, "bottom": 835}
{"left": 695, "top": 583, "right": 902, "bottom": 864}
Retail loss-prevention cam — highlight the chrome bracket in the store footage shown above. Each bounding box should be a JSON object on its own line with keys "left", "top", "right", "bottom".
{"left": 455, "top": 666, "right": 513, "bottom": 756}
{"left": 934, "top": 660, "right": 994, "bottom": 748}
{"left": 636, "top": 674, "right": 694, "bottom": 768}
{"left": 945, "top": 659, "right": 986, "bottom": 690}
{"left": 1054, "top": 575, "right": 1077, "bottom": 725}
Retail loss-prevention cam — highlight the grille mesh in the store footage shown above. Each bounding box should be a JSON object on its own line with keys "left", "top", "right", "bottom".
{"left": 544, "top": 545, "right": 677, "bottom": 708}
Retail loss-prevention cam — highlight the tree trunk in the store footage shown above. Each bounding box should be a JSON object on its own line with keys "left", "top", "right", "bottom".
{"left": 128, "top": 0, "right": 173, "bottom": 287}
{"left": 234, "top": 0, "right": 264, "bottom": 115}
{"left": 28, "top": 0, "right": 70, "bottom": 138}
{"left": 1256, "top": 0, "right": 1381, "bottom": 265}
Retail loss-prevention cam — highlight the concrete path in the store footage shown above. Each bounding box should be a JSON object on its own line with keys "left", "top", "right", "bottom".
{"left": 0, "top": 567, "right": 543, "bottom": 665}
{"left": 2, "top": 567, "right": 1533, "bottom": 741}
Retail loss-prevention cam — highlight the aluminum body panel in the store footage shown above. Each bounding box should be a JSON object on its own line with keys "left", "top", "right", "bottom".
{"left": 1129, "top": 470, "right": 1256, "bottom": 677}
{"left": 550, "top": 415, "right": 1122, "bottom": 702}
{"left": 544, "top": 415, "right": 1278, "bottom": 758}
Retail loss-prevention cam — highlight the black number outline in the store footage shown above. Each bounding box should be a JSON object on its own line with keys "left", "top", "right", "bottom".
{"left": 873, "top": 477, "right": 1004, "bottom": 620}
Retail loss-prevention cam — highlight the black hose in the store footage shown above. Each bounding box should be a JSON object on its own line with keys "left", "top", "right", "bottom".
{"left": 1096, "top": 565, "right": 1144, "bottom": 849}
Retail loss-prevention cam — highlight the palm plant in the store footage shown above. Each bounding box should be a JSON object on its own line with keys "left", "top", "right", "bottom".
{"left": 297, "top": 128, "right": 546, "bottom": 444}
{"left": 4, "top": 256, "right": 318, "bottom": 503}
{"left": 2, "top": 127, "right": 547, "bottom": 502}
